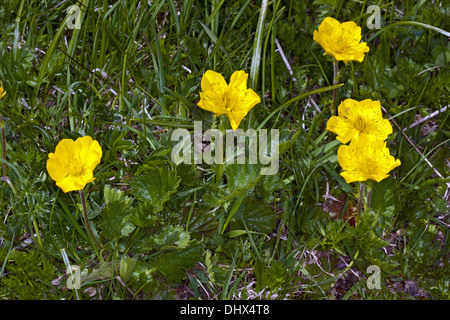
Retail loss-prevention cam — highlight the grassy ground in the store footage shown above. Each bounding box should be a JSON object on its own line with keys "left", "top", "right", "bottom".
{"left": 0, "top": 0, "right": 449, "bottom": 300}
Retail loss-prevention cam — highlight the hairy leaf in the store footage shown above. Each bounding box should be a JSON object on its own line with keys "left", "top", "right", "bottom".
{"left": 131, "top": 166, "right": 181, "bottom": 212}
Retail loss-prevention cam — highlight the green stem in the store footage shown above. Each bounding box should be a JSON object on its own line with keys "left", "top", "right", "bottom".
{"left": 185, "top": 191, "right": 197, "bottom": 231}
{"left": 216, "top": 116, "right": 225, "bottom": 185}
{"left": 32, "top": 216, "right": 43, "bottom": 250}
{"left": 356, "top": 182, "right": 365, "bottom": 222}
{"left": 124, "top": 226, "right": 140, "bottom": 255}
{"left": 79, "top": 190, "right": 103, "bottom": 250}
{"left": 365, "top": 182, "right": 372, "bottom": 209}
{"left": 332, "top": 60, "right": 339, "bottom": 116}
{"left": 221, "top": 193, "right": 245, "bottom": 235}
{"left": 350, "top": 61, "right": 359, "bottom": 96}
{"left": 1, "top": 115, "right": 6, "bottom": 177}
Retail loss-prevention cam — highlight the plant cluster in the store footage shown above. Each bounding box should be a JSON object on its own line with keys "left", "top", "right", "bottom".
{"left": 0, "top": 0, "right": 448, "bottom": 300}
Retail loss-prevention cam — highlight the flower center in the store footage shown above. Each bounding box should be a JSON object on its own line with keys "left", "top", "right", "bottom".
{"left": 68, "top": 159, "right": 84, "bottom": 176}
{"left": 222, "top": 90, "right": 233, "bottom": 112}
{"left": 333, "top": 32, "right": 350, "bottom": 53}
{"left": 354, "top": 116, "right": 366, "bottom": 132}
{"left": 359, "top": 156, "right": 381, "bottom": 177}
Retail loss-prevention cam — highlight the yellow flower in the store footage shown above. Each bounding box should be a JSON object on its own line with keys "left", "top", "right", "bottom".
{"left": 0, "top": 82, "right": 6, "bottom": 99}
{"left": 326, "top": 98, "right": 392, "bottom": 144}
{"left": 197, "top": 70, "right": 261, "bottom": 131}
{"left": 337, "top": 136, "right": 401, "bottom": 183}
{"left": 47, "top": 136, "right": 102, "bottom": 193}
{"left": 313, "top": 17, "right": 369, "bottom": 64}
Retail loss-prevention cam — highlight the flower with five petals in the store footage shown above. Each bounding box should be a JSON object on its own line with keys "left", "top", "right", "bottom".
{"left": 197, "top": 70, "right": 261, "bottom": 131}
{"left": 46, "top": 136, "right": 102, "bottom": 193}
{"left": 337, "top": 135, "right": 401, "bottom": 183}
{"left": 313, "top": 17, "right": 369, "bottom": 64}
{"left": 326, "top": 98, "right": 392, "bottom": 144}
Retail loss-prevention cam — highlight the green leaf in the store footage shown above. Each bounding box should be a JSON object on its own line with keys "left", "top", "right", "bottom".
{"left": 224, "top": 163, "right": 261, "bottom": 194}
{"left": 131, "top": 166, "right": 181, "bottom": 212}
{"left": 261, "top": 260, "right": 288, "bottom": 291}
{"left": 261, "top": 174, "right": 285, "bottom": 201}
{"left": 103, "top": 185, "right": 132, "bottom": 206}
{"left": 138, "top": 225, "right": 191, "bottom": 252}
{"left": 99, "top": 200, "right": 135, "bottom": 242}
{"left": 120, "top": 256, "right": 138, "bottom": 283}
{"left": 131, "top": 202, "right": 157, "bottom": 229}
{"left": 370, "top": 179, "right": 399, "bottom": 230}
{"left": 230, "top": 198, "right": 276, "bottom": 234}
{"left": 149, "top": 240, "right": 204, "bottom": 282}
{"left": 278, "top": 130, "right": 301, "bottom": 155}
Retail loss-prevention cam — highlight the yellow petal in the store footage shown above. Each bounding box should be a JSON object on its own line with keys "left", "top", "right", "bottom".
{"left": 340, "top": 171, "right": 367, "bottom": 184}
{"left": 87, "top": 140, "right": 103, "bottom": 170}
{"left": 337, "top": 136, "right": 401, "bottom": 184}
{"left": 46, "top": 139, "right": 74, "bottom": 182}
{"left": 201, "top": 70, "right": 227, "bottom": 94}
{"left": 197, "top": 92, "right": 228, "bottom": 115}
{"left": 326, "top": 115, "right": 356, "bottom": 144}
{"left": 377, "top": 119, "right": 393, "bottom": 139}
{"left": 54, "top": 139, "right": 75, "bottom": 158}
{"left": 46, "top": 153, "right": 69, "bottom": 182}
{"left": 342, "top": 21, "right": 361, "bottom": 41}
{"left": 55, "top": 176, "right": 84, "bottom": 193}
{"left": 197, "top": 70, "right": 230, "bottom": 115}
{"left": 73, "top": 136, "right": 102, "bottom": 170}
{"left": 227, "top": 89, "right": 260, "bottom": 131}
{"left": 0, "top": 81, "right": 5, "bottom": 99}
{"left": 338, "top": 98, "right": 358, "bottom": 117}
{"left": 337, "top": 144, "right": 356, "bottom": 171}
{"left": 227, "top": 109, "right": 248, "bottom": 131}
{"left": 47, "top": 136, "right": 102, "bottom": 192}
{"left": 313, "top": 17, "right": 369, "bottom": 63}
{"left": 319, "top": 17, "right": 340, "bottom": 33}
{"left": 313, "top": 30, "right": 322, "bottom": 44}
{"left": 229, "top": 70, "right": 249, "bottom": 91}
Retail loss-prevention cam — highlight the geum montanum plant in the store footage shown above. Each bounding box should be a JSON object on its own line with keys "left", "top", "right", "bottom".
{"left": 313, "top": 17, "right": 370, "bottom": 65}
{"left": 46, "top": 136, "right": 103, "bottom": 251}
{"left": 313, "top": 16, "right": 370, "bottom": 115}
{"left": 326, "top": 98, "right": 393, "bottom": 144}
{"left": 170, "top": 69, "right": 279, "bottom": 178}
{"left": 197, "top": 70, "right": 261, "bottom": 131}
{"left": 326, "top": 98, "right": 401, "bottom": 220}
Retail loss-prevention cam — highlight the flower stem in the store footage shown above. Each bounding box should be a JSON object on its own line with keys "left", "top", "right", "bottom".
{"left": 350, "top": 61, "right": 359, "bottom": 96}
{"left": 332, "top": 60, "right": 339, "bottom": 116}
{"left": 216, "top": 116, "right": 225, "bottom": 185}
{"left": 356, "top": 182, "right": 365, "bottom": 222}
{"left": 32, "top": 216, "right": 44, "bottom": 250}
{"left": 1, "top": 115, "right": 6, "bottom": 177}
{"left": 79, "top": 189, "right": 103, "bottom": 250}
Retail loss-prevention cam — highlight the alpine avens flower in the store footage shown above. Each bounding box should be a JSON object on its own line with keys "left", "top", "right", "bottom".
{"left": 47, "top": 136, "right": 102, "bottom": 193}
{"left": 313, "top": 17, "right": 369, "bottom": 64}
{"left": 0, "top": 82, "right": 5, "bottom": 100}
{"left": 197, "top": 70, "right": 261, "bottom": 131}
{"left": 337, "top": 136, "right": 401, "bottom": 184}
{"left": 326, "top": 98, "right": 392, "bottom": 144}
